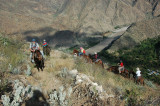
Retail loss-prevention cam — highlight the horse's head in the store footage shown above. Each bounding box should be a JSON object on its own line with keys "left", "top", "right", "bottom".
{"left": 73, "top": 49, "right": 79, "bottom": 56}
{"left": 34, "top": 50, "right": 42, "bottom": 60}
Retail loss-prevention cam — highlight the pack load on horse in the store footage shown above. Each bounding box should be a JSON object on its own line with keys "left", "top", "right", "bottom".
{"left": 43, "top": 39, "right": 51, "bottom": 56}
{"left": 118, "top": 60, "right": 124, "bottom": 74}
{"left": 136, "top": 67, "right": 144, "bottom": 85}
{"left": 79, "top": 47, "right": 86, "bottom": 56}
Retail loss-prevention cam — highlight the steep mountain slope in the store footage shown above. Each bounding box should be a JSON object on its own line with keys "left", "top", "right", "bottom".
{"left": 54, "top": 0, "right": 160, "bottom": 33}
{"left": 0, "top": 0, "right": 160, "bottom": 33}
{"left": 107, "top": 16, "right": 160, "bottom": 52}
{"left": 0, "top": 0, "right": 160, "bottom": 48}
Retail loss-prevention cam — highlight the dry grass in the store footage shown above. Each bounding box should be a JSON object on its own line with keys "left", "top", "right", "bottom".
{"left": 74, "top": 57, "right": 160, "bottom": 105}
{"left": 1, "top": 38, "right": 159, "bottom": 105}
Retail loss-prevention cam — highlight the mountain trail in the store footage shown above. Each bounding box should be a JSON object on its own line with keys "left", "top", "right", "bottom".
{"left": 86, "top": 26, "right": 129, "bottom": 54}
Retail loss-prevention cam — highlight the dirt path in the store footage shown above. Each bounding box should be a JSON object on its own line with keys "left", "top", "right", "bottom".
{"left": 86, "top": 27, "right": 129, "bottom": 55}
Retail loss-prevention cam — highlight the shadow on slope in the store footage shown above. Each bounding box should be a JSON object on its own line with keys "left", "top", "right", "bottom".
{"left": 23, "top": 27, "right": 81, "bottom": 48}
{"left": 25, "top": 90, "right": 49, "bottom": 106}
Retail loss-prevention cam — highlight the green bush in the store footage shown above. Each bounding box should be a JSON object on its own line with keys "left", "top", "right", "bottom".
{"left": 101, "top": 36, "right": 160, "bottom": 84}
{"left": 0, "top": 34, "right": 25, "bottom": 72}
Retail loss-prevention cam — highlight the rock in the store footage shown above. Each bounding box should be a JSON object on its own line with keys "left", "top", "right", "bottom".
{"left": 60, "top": 68, "right": 68, "bottom": 78}
{"left": 1, "top": 95, "right": 10, "bottom": 106}
{"left": 67, "top": 86, "right": 72, "bottom": 97}
{"left": 24, "top": 65, "right": 31, "bottom": 76}
{"left": 68, "top": 69, "right": 78, "bottom": 78}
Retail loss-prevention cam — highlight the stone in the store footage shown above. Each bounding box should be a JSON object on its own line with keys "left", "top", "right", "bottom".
{"left": 1, "top": 95, "right": 10, "bottom": 106}
{"left": 24, "top": 65, "right": 31, "bottom": 76}
{"left": 68, "top": 69, "right": 78, "bottom": 78}
{"left": 67, "top": 86, "right": 72, "bottom": 97}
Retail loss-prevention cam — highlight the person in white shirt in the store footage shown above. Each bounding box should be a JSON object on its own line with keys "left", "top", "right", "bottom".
{"left": 136, "top": 67, "right": 141, "bottom": 79}
{"left": 30, "top": 39, "right": 40, "bottom": 63}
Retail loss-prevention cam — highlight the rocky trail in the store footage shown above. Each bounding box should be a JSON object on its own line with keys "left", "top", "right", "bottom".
{"left": 86, "top": 26, "right": 129, "bottom": 55}
{"left": 1, "top": 47, "right": 160, "bottom": 106}
{"left": 1, "top": 50, "right": 119, "bottom": 106}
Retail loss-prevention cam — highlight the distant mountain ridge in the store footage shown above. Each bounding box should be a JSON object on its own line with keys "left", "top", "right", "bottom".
{"left": 0, "top": 0, "right": 160, "bottom": 47}
{"left": 107, "top": 16, "right": 160, "bottom": 52}
{"left": 0, "top": 0, "right": 159, "bottom": 32}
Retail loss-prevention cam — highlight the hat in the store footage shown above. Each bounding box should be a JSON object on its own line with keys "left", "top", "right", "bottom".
{"left": 32, "top": 39, "right": 35, "bottom": 42}
{"left": 80, "top": 47, "right": 83, "bottom": 49}
{"left": 136, "top": 67, "right": 140, "bottom": 70}
{"left": 43, "top": 39, "right": 46, "bottom": 42}
{"left": 95, "top": 52, "right": 97, "bottom": 54}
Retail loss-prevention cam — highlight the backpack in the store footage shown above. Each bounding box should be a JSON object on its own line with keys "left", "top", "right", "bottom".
{"left": 83, "top": 50, "right": 86, "bottom": 54}
{"left": 31, "top": 43, "right": 37, "bottom": 49}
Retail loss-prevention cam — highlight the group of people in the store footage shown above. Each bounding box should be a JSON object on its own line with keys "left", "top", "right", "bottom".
{"left": 30, "top": 40, "right": 142, "bottom": 79}
{"left": 118, "top": 60, "right": 142, "bottom": 79}
{"left": 30, "top": 39, "right": 48, "bottom": 63}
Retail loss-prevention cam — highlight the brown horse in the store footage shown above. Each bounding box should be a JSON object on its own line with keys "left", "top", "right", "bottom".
{"left": 129, "top": 70, "right": 136, "bottom": 80}
{"left": 121, "top": 69, "right": 130, "bottom": 78}
{"left": 88, "top": 54, "right": 104, "bottom": 68}
{"left": 43, "top": 45, "right": 51, "bottom": 56}
{"left": 73, "top": 49, "right": 92, "bottom": 63}
{"left": 34, "top": 50, "right": 44, "bottom": 71}
{"left": 107, "top": 66, "right": 119, "bottom": 74}
{"left": 136, "top": 76, "right": 145, "bottom": 85}
{"left": 94, "top": 59, "right": 104, "bottom": 68}
{"left": 73, "top": 49, "right": 81, "bottom": 56}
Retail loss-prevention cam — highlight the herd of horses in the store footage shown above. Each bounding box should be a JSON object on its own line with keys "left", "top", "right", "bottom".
{"left": 32, "top": 48, "right": 144, "bottom": 85}
{"left": 73, "top": 49, "right": 145, "bottom": 85}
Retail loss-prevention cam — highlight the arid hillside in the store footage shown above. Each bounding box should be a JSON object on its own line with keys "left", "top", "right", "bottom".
{"left": 0, "top": 0, "right": 160, "bottom": 37}
{"left": 108, "top": 16, "right": 160, "bottom": 52}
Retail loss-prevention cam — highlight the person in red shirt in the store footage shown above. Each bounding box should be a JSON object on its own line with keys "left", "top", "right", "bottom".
{"left": 118, "top": 60, "right": 124, "bottom": 73}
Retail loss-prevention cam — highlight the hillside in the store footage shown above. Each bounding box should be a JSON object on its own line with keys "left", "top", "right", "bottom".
{"left": 0, "top": 0, "right": 160, "bottom": 48}
{"left": 108, "top": 16, "right": 160, "bottom": 53}
{"left": 0, "top": 35, "right": 160, "bottom": 106}
{"left": 100, "top": 36, "right": 160, "bottom": 84}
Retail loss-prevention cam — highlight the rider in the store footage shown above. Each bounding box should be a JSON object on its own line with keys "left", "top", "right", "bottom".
{"left": 43, "top": 39, "right": 48, "bottom": 47}
{"left": 136, "top": 67, "right": 141, "bottom": 80}
{"left": 118, "top": 60, "right": 124, "bottom": 73}
{"left": 30, "top": 39, "right": 40, "bottom": 63}
{"left": 79, "top": 47, "right": 85, "bottom": 56}
{"left": 93, "top": 52, "right": 98, "bottom": 62}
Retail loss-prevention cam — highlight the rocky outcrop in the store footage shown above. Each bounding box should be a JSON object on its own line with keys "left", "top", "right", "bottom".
{"left": 108, "top": 16, "right": 160, "bottom": 52}
{"left": 1, "top": 68, "right": 116, "bottom": 106}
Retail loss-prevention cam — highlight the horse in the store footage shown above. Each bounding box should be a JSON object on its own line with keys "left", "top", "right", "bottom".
{"left": 83, "top": 54, "right": 92, "bottom": 63}
{"left": 34, "top": 50, "right": 45, "bottom": 71}
{"left": 88, "top": 54, "right": 104, "bottom": 68}
{"left": 73, "top": 49, "right": 79, "bottom": 56}
{"left": 94, "top": 59, "right": 104, "bottom": 68}
{"left": 129, "top": 70, "right": 136, "bottom": 80}
{"left": 121, "top": 69, "right": 130, "bottom": 78}
{"left": 43, "top": 45, "right": 51, "bottom": 56}
{"left": 136, "top": 76, "right": 145, "bottom": 85}
{"left": 107, "top": 66, "right": 119, "bottom": 74}
{"left": 73, "top": 49, "right": 92, "bottom": 63}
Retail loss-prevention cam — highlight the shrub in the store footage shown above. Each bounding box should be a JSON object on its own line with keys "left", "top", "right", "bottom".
{"left": 101, "top": 36, "right": 160, "bottom": 84}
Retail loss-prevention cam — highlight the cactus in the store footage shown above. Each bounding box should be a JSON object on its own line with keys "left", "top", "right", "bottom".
{"left": 24, "top": 65, "right": 32, "bottom": 76}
